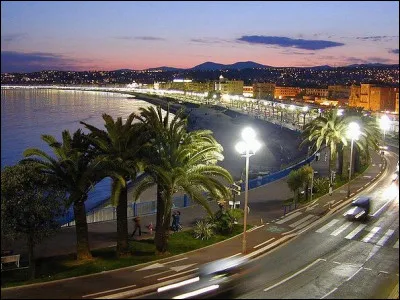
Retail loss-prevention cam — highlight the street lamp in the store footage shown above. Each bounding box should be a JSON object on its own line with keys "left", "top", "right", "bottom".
{"left": 302, "top": 106, "right": 308, "bottom": 128}
{"left": 379, "top": 114, "right": 390, "bottom": 146}
{"left": 235, "top": 127, "right": 261, "bottom": 254}
{"left": 346, "top": 122, "right": 361, "bottom": 197}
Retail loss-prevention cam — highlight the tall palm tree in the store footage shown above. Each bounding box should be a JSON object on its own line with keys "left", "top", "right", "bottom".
{"left": 133, "top": 106, "right": 233, "bottom": 254}
{"left": 81, "top": 113, "right": 144, "bottom": 257}
{"left": 301, "top": 109, "right": 349, "bottom": 178}
{"left": 339, "top": 110, "right": 381, "bottom": 175}
{"left": 23, "top": 129, "right": 124, "bottom": 260}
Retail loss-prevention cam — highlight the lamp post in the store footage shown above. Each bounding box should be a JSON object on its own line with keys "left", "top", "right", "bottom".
{"left": 346, "top": 122, "right": 361, "bottom": 198}
{"left": 235, "top": 127, "right": 261, "bottom": 254}
{"left": 302, "top": 106, "right": 308, "bottom": 128}
{"left": 380, "top": 114, "right": 390, "bottom": 146}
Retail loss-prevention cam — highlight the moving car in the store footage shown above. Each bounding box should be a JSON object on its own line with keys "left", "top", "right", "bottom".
{"left": 343, "top": 196, "right": 371, "bottom": 221}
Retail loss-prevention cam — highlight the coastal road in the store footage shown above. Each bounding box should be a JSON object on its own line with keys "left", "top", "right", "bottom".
{"left": 215, "top": 151, "right": 399, "bottom": 299}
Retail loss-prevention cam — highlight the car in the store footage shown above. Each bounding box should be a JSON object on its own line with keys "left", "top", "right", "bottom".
{"left": 343, "top": 196, "right": 371, "bottom": 221}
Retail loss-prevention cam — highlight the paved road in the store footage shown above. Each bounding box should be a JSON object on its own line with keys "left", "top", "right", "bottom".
{"left": 2, "top": 148, "right": 393, "bottom": 299}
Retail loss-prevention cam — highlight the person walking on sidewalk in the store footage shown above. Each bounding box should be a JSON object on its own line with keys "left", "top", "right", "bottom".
{"left": 131, "top": 216, "right": 141, "bottom": 237}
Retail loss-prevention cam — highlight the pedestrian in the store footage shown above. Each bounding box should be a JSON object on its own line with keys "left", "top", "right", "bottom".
{"left": 329, "top": 184, "right": 333, "bottom": 196}
{"left": 131, "top": 216, "right": 141, "bottom": 237}
{"left": 171, "top": 211, "right": 177, "bottom": 232}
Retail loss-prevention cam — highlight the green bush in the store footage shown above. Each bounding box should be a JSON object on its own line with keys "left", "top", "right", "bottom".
{"left": 193, "top": 219, "right": 215, "bottom": 240}
{"left": 209, "top": 208, "right": 244, "bottom": 235}
{"left": 313, "top": 177, "right": 330, "bottom": 194}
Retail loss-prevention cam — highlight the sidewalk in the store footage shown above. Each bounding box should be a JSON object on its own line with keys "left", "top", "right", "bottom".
{"left": 1, "top": 147, "right": 388, "bottom": 299}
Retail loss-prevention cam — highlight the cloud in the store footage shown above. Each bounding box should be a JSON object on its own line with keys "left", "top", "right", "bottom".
{"left": 1, "top": 51, "right": 97, "bottom": 73}
{"left": 237, "top": 35, "right": 345, "bottom": 50}
{"left": 1, "top": 33, "right": 28, "bottom": 44}
{"left": 356, "top": 35, "right": 398, "bottom": 42}
{"left": 114, "top": 36, "right": 165, "bottom": 41}
{"left": 389, "top": 48, "right": 399, "bottom": 54}
{"left": 190, "top": 38, "right": 231, "bottom": 44}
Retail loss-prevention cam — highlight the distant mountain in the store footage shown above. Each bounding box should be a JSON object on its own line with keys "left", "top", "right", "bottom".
{"left": 308, "top": 65, "right": 332, "bottom": 70}
{"left": 112, "top": 69, "right": 134, "bottom": 72}
{"left": 145, "top": 66, "right": 184, "bottom": 72}
{"left": 191, "top": 61, "right": 270, "bottom": 71}
{"left": 346, "top": 63, "right": 399, "bottom": 68}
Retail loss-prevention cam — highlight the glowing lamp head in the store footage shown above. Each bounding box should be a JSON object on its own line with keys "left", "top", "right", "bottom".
{"left": 241, "top": 127, "right": 256, "bottom": 142}
{"left": 347, "top": 122, "right": 360, "bottom": 140}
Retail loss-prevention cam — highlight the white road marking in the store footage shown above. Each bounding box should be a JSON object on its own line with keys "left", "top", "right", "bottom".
{"left": 372, "top": 199, "right": 393, "bottom": 217}
{"left": 331, "top": 222, "right": 352, "bottom": 236}
{"left": 295, "top": 216, "right": 319, "bottom": 230}
{"left": 276, "top": 211, "right": 302, "bottom": 224}
{"left": 316, "top": 219, "right": 339, "bottom": 233}
{"left": 144, "top": 270, "right": 171, "bottom": 278}
{"left": 289, "top": 215, "right": 315, "bottom": 228}
{"left": 377, "top": 229, "right": 395, "bottom": 246}
{"left": 254, "top": 238, "right": 275, "bottom": 249}
{"left": 170, "top": 264, "right": 197, "bottom": 272}
{"left": 345, "top": 224, "right": 367, "bottom": 239}
{"left": 346, "top": 267, "right": 363, "bottom": 281}
{"left": 137, "top": 262, "right": 164, "bottom": 271}
{"left": 82, "top": 284, "right": 136, "bottom": 298}
{"left": 157, "top": 268, "right": 199, "bottom": 281}
{"left": 263, "top": 258, "right": 325, "bottom": 292}
{"left": 164, "top": 257, "right": 188, "bottom": 265}
{"left": 321, "top": 287, "right": 337, "bottom": 299}
{"left": 362, "top": 227, "right": 381, "bottom": 243}
{"left": 227, "top": 253, "right": 242, "bottom": 259}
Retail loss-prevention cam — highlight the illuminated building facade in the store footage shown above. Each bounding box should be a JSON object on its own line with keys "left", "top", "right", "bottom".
{"left": 252, "top": 82, "right": 275, "bottom": 99}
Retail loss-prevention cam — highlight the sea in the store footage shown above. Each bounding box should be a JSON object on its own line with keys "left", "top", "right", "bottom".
{"left": 1, "top": 88, "right": 160, "bottom": 218}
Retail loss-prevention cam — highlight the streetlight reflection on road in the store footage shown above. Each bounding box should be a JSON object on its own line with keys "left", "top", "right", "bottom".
{"left": 235, "top": 127, "right": 261, "bottom": 254}
{"left": 346, "top": 122, "right": 361, "bottom": 197}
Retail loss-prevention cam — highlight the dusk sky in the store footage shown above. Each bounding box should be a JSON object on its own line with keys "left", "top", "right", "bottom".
{"left": 1, "top": 1, "right": 399, "bottom": 73}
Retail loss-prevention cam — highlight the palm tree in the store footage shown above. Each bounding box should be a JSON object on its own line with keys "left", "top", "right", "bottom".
{"left": 301, "top": 109, "right": 349, "bottom": 179}
{"left": 339, "top": 109, "right": 381, "bottom": 176}
{"left": 23, "top": 129, "right": 124, "bottom": 260}
{"left": 81, "top": 113, "right": 144, "bottom": 257}
{"left": 133, "top": 106, "right": 233, "bottom": 254}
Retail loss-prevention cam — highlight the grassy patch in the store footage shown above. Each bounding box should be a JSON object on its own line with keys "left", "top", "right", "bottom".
{"left": 1, "top": 224, "right": 249, "bottom": 288}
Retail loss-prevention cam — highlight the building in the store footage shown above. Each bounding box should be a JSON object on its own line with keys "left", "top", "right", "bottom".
{"left": 395, "top": 92, "right": 399, "bottom": 114}
{"left": 328, "top": 85, "right": 350, "bottom": 99}
{"left": 215, "top": 75, "right": 244, "bottom": 95}
{"left": 252, "top": 82, "right": 275, "bottom": 99}
{"left": 349, "top": 83, "right": 398, "bottom": 112}
{"left": 243, "top": 86, "right": 253, "bottom": 98}
{"left": 305, "top": 88, "right": 329, "bottom": 98}
{"left": 274, "top": 86, "right": 302, "bottom": 99}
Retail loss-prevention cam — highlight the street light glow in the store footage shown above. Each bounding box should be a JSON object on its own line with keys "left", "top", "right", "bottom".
{"left": 241, "top": 127, "right": 256, "bottom": 142}
{"left": 235, "top": 127, "right": 261, "bottom": 254}
{"left": 346, "top": 122, "right": 360, "bottom": 140}
{"left": 380, "top": 114, "right": 390, "bottom": 131}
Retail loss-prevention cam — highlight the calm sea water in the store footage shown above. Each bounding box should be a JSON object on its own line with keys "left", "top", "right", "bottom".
{"left": 1, "top": 88, "right": 159, "bottom": 213}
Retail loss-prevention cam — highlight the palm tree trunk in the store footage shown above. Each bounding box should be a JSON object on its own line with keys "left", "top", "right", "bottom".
{"left": 155, "top": 185, "right": 172, "bottom": 254}
{"left": 337, "top": 146, "right": 344, "bottom": 175}
{"left": 116, "top": 185, "right": 129, "bottom": 257}
{"left": 27, "top": 233, "right": 35, "bottom": 280}
{"left": 73, "top": 198, "right": 92, "bottom": 260}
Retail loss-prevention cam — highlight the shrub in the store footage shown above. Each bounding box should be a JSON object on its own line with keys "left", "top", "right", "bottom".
{"left": 313, "top": 177, "right": 330, "bottom": 194}
{"left": 193, "top": 219, "right": 215, "bottom": 240}
{"left": 211, "top": 208, "right": 244, "bottom": 235}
